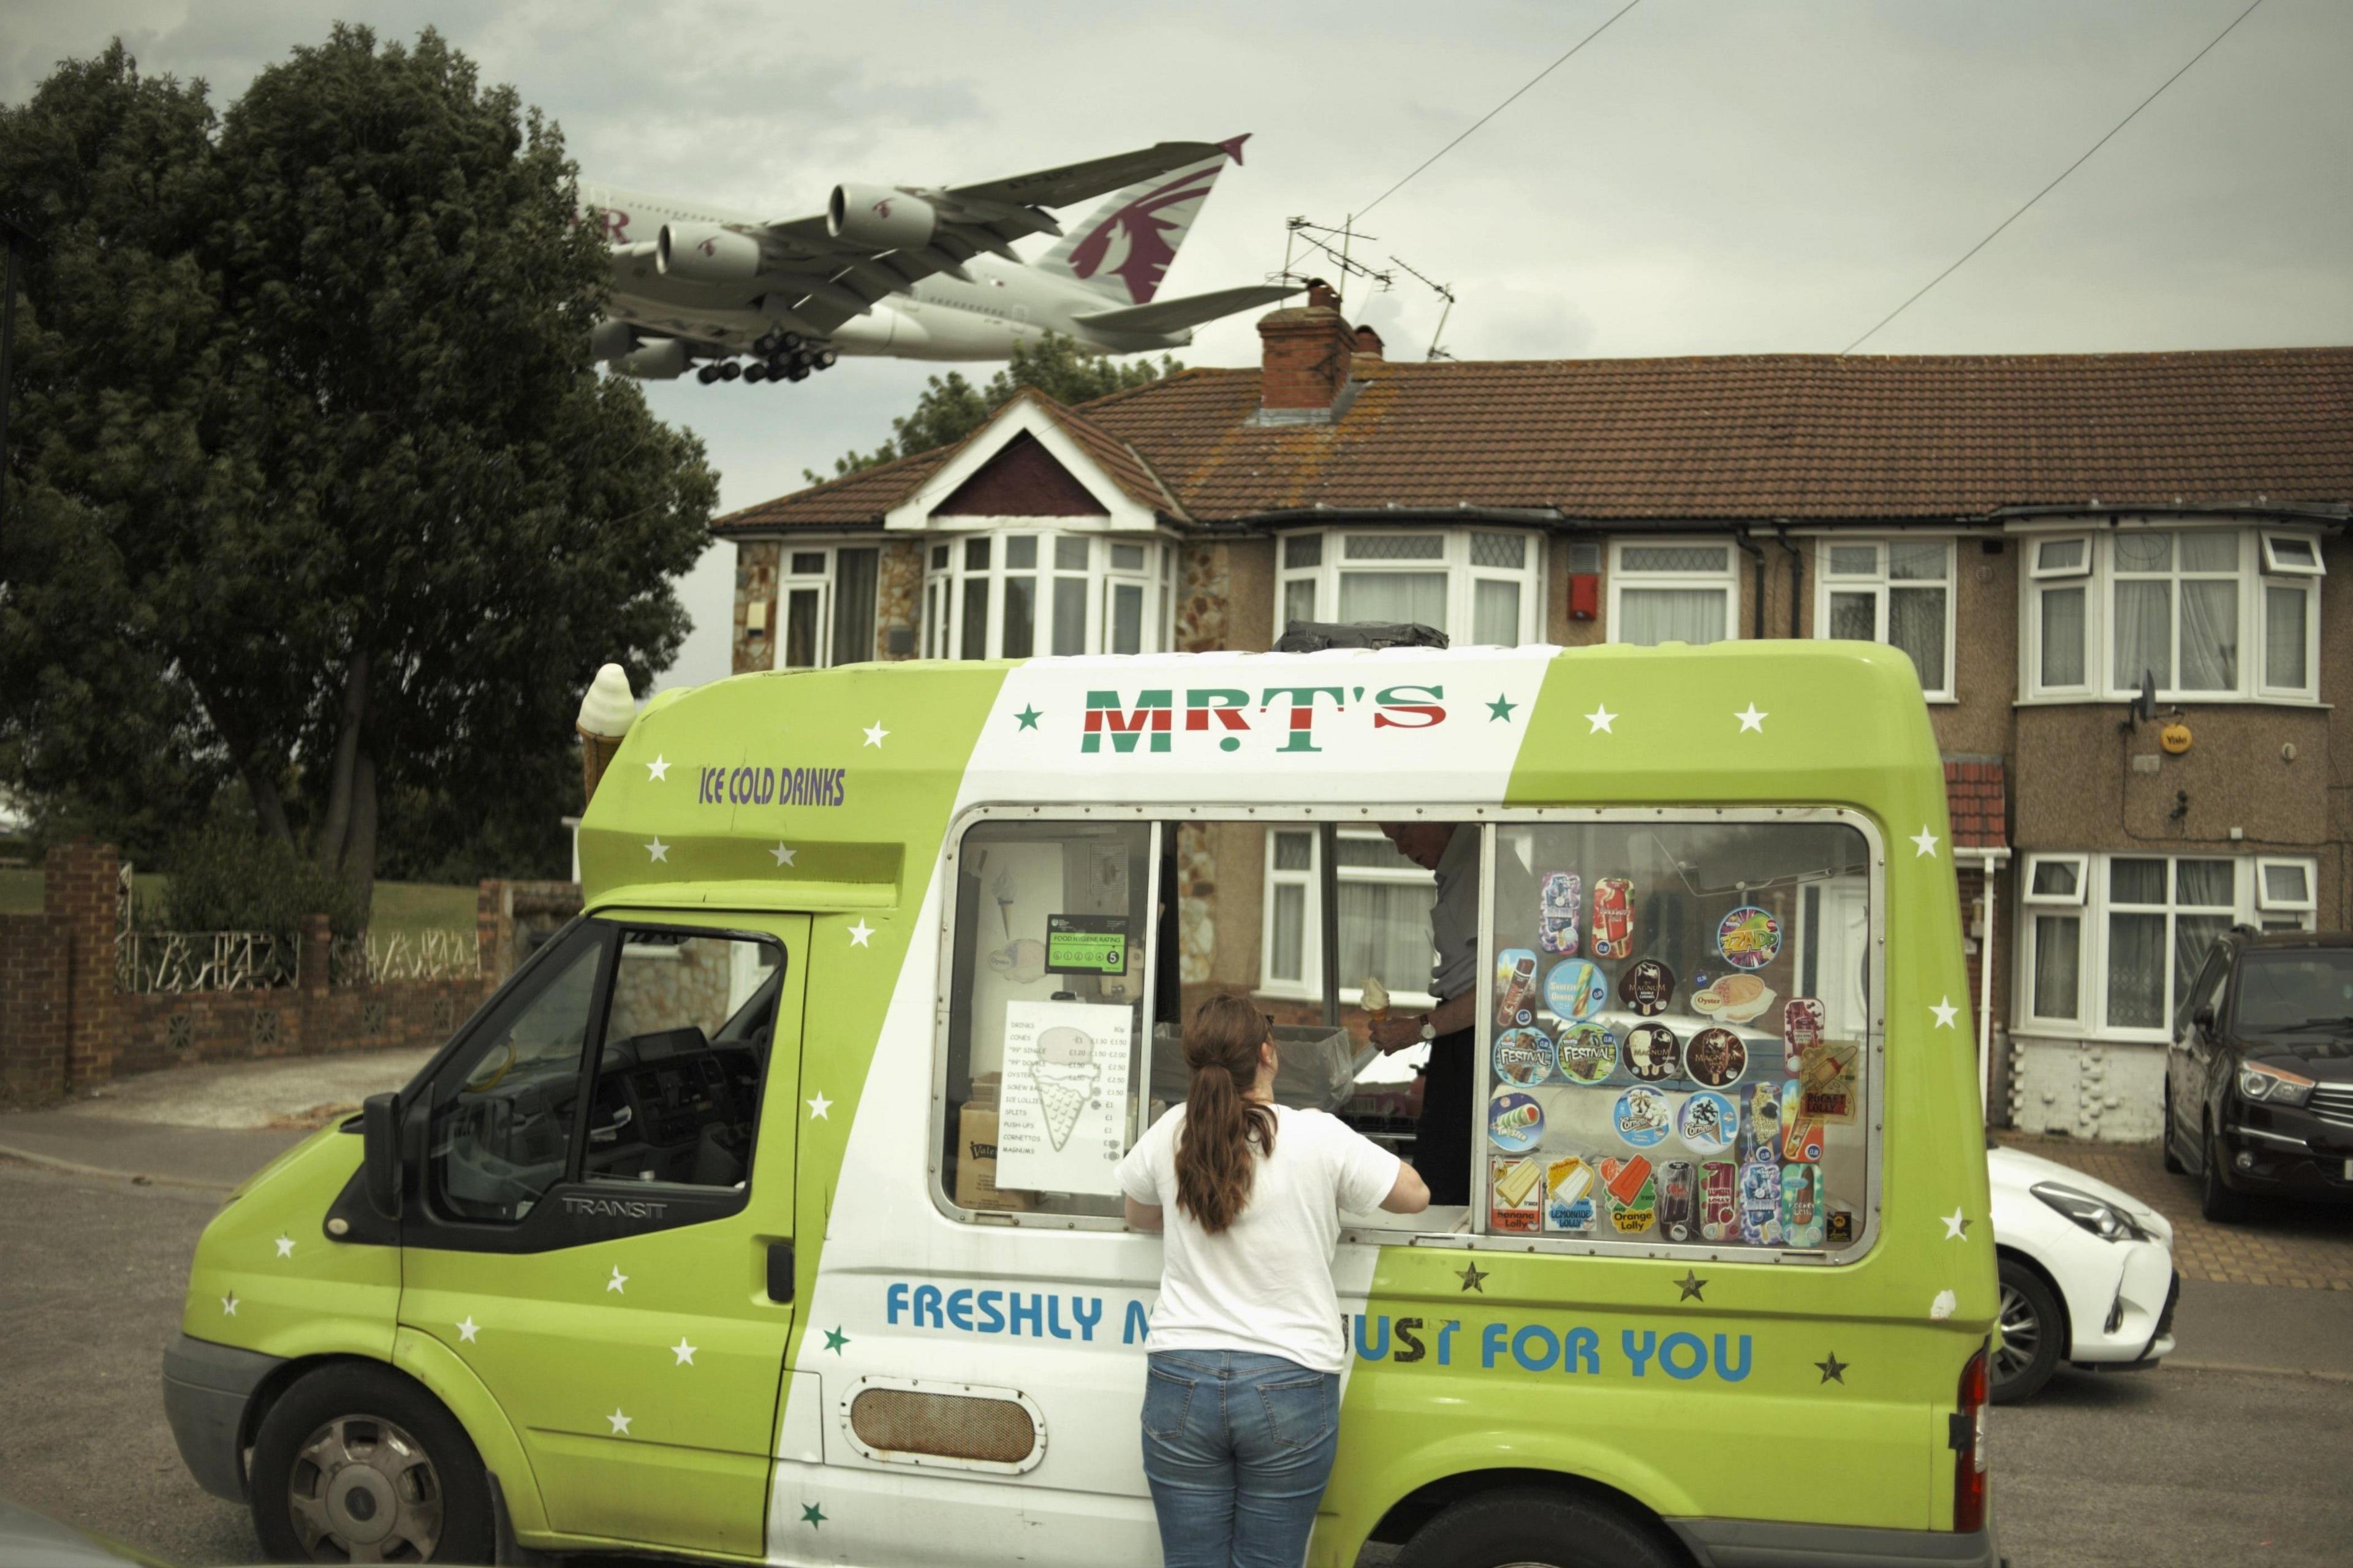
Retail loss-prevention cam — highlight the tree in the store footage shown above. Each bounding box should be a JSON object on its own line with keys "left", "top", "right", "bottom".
{"left": 0, "top": 30, "right": 716, "bottom": 914}
{"left": 815, "top": 332, "right": 1178, "bottom": 480}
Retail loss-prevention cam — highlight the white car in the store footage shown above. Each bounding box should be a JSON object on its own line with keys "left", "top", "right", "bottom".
{"left": 1985, "top": 1144, "right": 2180, "bottom": 1401}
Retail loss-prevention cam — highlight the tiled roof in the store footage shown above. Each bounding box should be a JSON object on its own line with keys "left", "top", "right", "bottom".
{"left": 1944, "top": 759, "right": 2008, "bottom": 849}
{"left": 714, "top": 346, "right": 2353, "bottom": 534}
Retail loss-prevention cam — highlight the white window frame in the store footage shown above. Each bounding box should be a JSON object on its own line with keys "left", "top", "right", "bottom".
{"left": 922, "top": 531, "right": 1173, "bottom": 659}
{"left": 1266, "top": 528, "right": 1542, "bottom": 646}
{"left": 768, "top": 544, "right": 882, "bottom": 670}
{"left": 2256, "top": 857, "right": 2316, "bottom": 931}
{"left": 2019, "top": 853, "right": 2088, "bottom": 1029}
{"left": 1813, "top": 536, "right": 1958, "bottom": 701}
{"left": 1607, "top": 537, "right": 1741, "bottom": 647}
{"left": 1257, "top": 825, "right": 1439, "bottom": 1010}
{"left": 2018, "top": 524, "right": 2324, "bottom": 705}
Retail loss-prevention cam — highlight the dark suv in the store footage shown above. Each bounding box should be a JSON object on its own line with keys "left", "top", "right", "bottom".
{"left": 2164, "top": 928, "right": 2353, "bottom": 1221}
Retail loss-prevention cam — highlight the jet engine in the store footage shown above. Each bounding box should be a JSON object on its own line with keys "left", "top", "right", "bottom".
{"left": 589, "top": 317, "right": 636, "bottom": 362}
{"left": 656, "top": 223, "right": 762, "bottom": 282}
{"left": 827, "top": 184, "right": 936, "bottom": 249}
{"left": 613, "top": 337, "right": 690, "bottom": 379}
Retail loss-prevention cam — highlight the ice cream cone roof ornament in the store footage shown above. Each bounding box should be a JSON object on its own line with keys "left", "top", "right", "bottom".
{"left": 577, "top": 663, "right": 637, "bottom": 808}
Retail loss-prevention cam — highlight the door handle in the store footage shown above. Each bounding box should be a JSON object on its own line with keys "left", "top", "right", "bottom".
{"left": 767, "top": 1242, "right": 795, "bottom": 1304}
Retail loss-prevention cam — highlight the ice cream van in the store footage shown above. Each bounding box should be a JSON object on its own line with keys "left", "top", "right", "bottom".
{"left": 165, "top": 641, "right": 2001, "bottom": 1568}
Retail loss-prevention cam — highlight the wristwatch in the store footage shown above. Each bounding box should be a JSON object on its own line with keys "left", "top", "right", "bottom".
{"left": 1419, "top": 1013, "right": 1438, "bottom": 1042}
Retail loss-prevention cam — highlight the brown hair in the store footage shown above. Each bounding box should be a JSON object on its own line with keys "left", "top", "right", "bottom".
{"left": 1173, "top": 994, "right": 1278, "bottom": 1235}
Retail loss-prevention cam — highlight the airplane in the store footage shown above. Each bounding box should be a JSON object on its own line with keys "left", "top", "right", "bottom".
{"left": 582, "top": 135, "right": 1298, "bottom": 385}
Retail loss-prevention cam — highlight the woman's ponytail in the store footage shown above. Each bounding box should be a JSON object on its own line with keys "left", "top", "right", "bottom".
{"left": 1173, "top": 994, "right": 1278, "bottom": 1234}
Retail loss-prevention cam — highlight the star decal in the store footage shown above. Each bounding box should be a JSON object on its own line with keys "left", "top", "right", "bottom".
{"left": 770, "top": 841, "right": 797, "bottom": 868}
{"left": 275, "top": 1234, "right": 295, "bottom": 1259}
{"left": 807, "top": 1092, "right": 833, "bottom": 1121}
{"left": 1015, "top": 705, "right": 1042, "bottom": 731}
{"left": 606, "top": 1265, "right": 629, "bottom": 1294}
{"left": 645, "top": 754, "right": 670, "bottom": 782}
{"left": 1930, "top": 996, "right": 1959, "bottom": 1030}
{"left": 847, "top": 919, "right": 874, "bottom": 948}
{"left": 1910, "top": 825, "right": 1939, "bottom": 858}
{"left": 1487, "top": 694, "right": 1517, "bottom": 722}
{"left": 672, "top": 1338, "right": 697, "bottom": 1366}
{"left": 221, "top": 1293, "right": 238, "bottom": 1316}
{"left": 862, "top": 721, "right": 890, "bottom": 748}
{"left": 1816, "top": 1351, "right": 1848, "bottom": 1385}
{"left": 800, "top": 1503, "right": 827, "bottom": 1529}
{"left": 1942, "top": 1208, "right": 1970, "bottom": 1241}
{"left": 1735, "top": 703, "right": 1768, "bottom": 733}
{"left": 1585, "top": 704, "right": 1617, "bottom": 734}
{"left": 1457, "top": 1261, "right": 1488, "bottom": 1293}
{"left": 1675, "top": 1270, "right": 1708, "bottom": 1302}
{"left": 457, "top": 1316, "right": 480, "bottom": 1344}
{"left": 823, "top": 1326, "right": 850, "bottom": 1354}
{"left": 645, "top": 837, "right": 669, "bottom": 863}
{"left": 607, "top": 1409, "right": 632, "bottom": 1437}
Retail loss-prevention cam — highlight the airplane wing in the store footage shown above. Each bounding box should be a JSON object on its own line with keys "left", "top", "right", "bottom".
{"left": 731, "top": 140, "right": 1230, "bottom": 338}
{"left": 1070, "top": 282, "right": 1303, "bottom": 337}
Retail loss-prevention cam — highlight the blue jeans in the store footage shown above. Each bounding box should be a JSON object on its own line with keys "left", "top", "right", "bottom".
{"left": 1140, "top": 1349, "right": 1341, "bottom": 1568}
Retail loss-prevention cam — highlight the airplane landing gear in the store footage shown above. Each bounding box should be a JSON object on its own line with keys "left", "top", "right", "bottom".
{"left": 719, "top": 362, "right": 742, "bottom": 381}
{"left": 743, "top": 362, "right": 769, "bottom": 383}
{"left": 751, "top": 329, "right": 805, "bottom": 358}
{"left": 696, "top": 364, "right": 722, "bottom": 384}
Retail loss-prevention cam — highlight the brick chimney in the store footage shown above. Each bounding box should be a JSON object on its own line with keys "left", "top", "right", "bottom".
{"left": 1353, "top": 325, "right": 1385, "bottom": 361}
{"left": 1258, "top": 279, "right": 1354, "bottom": 412}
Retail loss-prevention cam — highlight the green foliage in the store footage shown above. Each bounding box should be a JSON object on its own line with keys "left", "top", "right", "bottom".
{"left": 158, "top": 822, "right": 365, "bottom": 939}
{"left": 0, "top": 30, "right": 716, "bottom": 902}
{"left": 814, "top": 332, "right": 1178, "bottom": 480}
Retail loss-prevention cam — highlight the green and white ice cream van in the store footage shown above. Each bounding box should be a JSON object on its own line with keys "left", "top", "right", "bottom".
{"left": 165, "top": 641, "right": 2000, "bottom": 1567}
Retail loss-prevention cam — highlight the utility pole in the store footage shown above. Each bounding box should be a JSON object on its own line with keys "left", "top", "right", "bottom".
{"left": 0, "top": 211, "right": 34, "bottom": 562}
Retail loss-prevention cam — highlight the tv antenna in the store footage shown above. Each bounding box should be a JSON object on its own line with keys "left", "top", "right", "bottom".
{"left": 1276, "top": 216, "right": 1392, "bottom": 307}
{"left": 1387, "top": 253, "right": 1458, "bottom": 361}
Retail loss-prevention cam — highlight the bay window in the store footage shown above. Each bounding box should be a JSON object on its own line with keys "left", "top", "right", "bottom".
{"left": 1817, "top": 538, "right": 1955, "bottom": 699}
{"left": 923, "top": 531, "right": 1174, "bottom": 659}
{"left": 1608, "top": 539, "right": 1738, "bottom": 646}
{"left": 770, "top": 545, "right": 880, "bottom": 670}
{"left": 1271, "top": 528, "right": 1541, "bottom": 645}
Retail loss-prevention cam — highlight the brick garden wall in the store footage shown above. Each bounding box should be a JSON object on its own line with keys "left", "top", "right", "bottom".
{"left": 0, "top": 914, "right": 69, "bottom": 1103}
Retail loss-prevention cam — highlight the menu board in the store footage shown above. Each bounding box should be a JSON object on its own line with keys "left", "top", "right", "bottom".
{"left": 998, "top": 999, "right": 1132, "bottom": 1197}
{"left": 1484, "top": 828, "right": 1870, "bottom": 1252}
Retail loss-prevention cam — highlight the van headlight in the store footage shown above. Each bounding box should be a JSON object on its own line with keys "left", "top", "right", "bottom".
{"left": 2236, "top": 1059, "right": 2315, "bottom": 1108}
{"left": 2031, "top": 1181, "right": 2149, "bottom": 1242}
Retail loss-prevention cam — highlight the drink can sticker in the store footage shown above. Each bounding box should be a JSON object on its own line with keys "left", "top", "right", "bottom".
{"left": 1739, "top": 1159, "right": 1785, "bottom": 1246}
{"left": 1782, "top": 996, "right": 1826, "bottom": 1072}
{"left": 1624, "top": 1021, "right": 1681, "bottom": 1082}
{"left": 1539, "top": 872, "right": 1582, "bottom": 956}
{"left": 1617, "top": 958, "right": 1676, "bottom": 1017}
{"left": 1781, "top": 1163, "right": 1825, "bottom": 1247}
{"left": 1543, "top": 959, "right": 1608, "bottom": 1023}
{"left": 1488, "top": 1088, "right": 1545, "bottom": 1152}
{"left": 1613, "top": 1085, "right": 1672, "bottom": 1146}
{"left": 1591, "top": 877, "right": 1635, "bottom": 958}
{"left": 1685, "top": 1027, "right": 1748, "bottom": 1088}
{"left": 1678, "top": 1089, "right": 1738, "bottom": 1154}
{"left": 1494, "top": 948, "right": 1539, "bottom": 1028}
{"left": 1658, "top": 1159, "right": 1697, "bottom": 1242}
{"left": 1544, "top": 1156, "right": 1599, "bottom": 1233}
{"left": 1555, "top": 1022, "right": 1620, "bottom": 1085}
{"left": 1716, "top": 905, "right": 1783, "bottom": 971}
{"left": 1493, "top": 1027, "right": 1555, "bottom": 1086}
{"left": 1699, "top": 1159, "right": 1738, "bottom": 1241}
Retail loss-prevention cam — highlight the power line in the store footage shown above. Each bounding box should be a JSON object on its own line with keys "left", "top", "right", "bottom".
{"left": 1358, "top": 0, "right": 1645, "bottom": 220}
{"left": 1841, "top": 0, "right": 2267, "bottom": 355}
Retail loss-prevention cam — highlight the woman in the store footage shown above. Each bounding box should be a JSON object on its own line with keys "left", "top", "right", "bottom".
{"left": 1118, "top": 995, "right": 1431, "bottom": 1568}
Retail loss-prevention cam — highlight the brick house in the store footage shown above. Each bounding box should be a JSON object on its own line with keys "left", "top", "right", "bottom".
{"left": 712, "top": 284, "right": 2353, "bottom": 1140}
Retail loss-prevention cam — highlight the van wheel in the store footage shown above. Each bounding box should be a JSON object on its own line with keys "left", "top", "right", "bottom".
{"left": 249, "top": 1363, "right": 493, "bottom": 1564}
{"left": 1991, "top": 1257, "right": 2063, "bottom": 1403}
{"left": 2200, "top": 1125, "right": 2248, "bottom": 1224}
{"left": 1395, "top": 1487, "right": 1678, "bottom": 1568}
{"left": 2161, "top": 1086, "right": 2184, "bottom": 1173}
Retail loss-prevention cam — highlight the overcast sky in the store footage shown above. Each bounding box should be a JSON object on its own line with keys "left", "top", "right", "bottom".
{"left": 9, "top": 0, "right": 2349, "bottom": 690}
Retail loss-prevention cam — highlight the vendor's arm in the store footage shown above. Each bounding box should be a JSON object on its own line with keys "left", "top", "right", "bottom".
{"left": 1366, "top": 991, "right": 1476, "bottom": 1053}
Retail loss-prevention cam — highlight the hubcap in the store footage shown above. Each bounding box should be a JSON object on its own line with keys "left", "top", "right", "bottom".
{"left": 1993, "top": 1282, "right": 2040, "bottom": 1385}
{"left": 287, "top": 1414, "right": 444, "bottom": 1562}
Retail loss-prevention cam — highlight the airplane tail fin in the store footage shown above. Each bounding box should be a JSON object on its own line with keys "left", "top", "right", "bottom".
{"left": 1034, "top": 133, "right": 1249, "bottom": 306}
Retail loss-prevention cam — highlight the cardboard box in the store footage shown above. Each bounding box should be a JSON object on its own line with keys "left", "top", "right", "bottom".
{"left": 954, "top": 1075, "right": 1031, "bottom": 1212}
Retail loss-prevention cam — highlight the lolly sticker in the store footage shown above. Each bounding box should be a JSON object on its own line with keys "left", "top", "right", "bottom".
{"left": 1716, "top": 905, "right": 1783, "bottom": 971}
{"left": 1544, "top": 1156, "right": 1600, "bottom": 1233}
{"left": 1538, "top": 872, "right": 1582, "bottom": 956}
{"left": 1658, "top": 1159, "right": 1697, "bottom": 1243}
{"left": 1493, "top": 1027, "right": 1555, "bottom": 1086}
{"left": 1691, "top": 972, "right": 1778, "bottom": 1025}
{"left": 1601, "top": 1156, "right": 1657, "bottom": 1235}
{"left": 1782, "top": 996, "right": 1826, "bottom": 1070}
{"left": 1617, "top": 958, "right": 1676, "bottom": 1017}
{"left": 1488, "top": 1088, "right": 1545, "bottom": 1153}
{"left": 1591, "top": 877, "right": 1635, "bottom": 959}
{"left": 1613, "top": 1085, "right": 1673, "bottom": 1147}
{"left": 1781, "top": 1163, "right": 1826, "bottom": 1247}
{"left": 1677, "top": 1089, "right": 1738, "bottom": 1154}
{"left": 1555, "top": 1022, "right": 1620, "bottom": 1085}
{"left": 1797, "top": 1040, "right": 1861, "bottom": 1123}
{"left": 1495, "top": 948, "right": 1539, "bottom": 1028}
{"left": 1737, "top": 1081, "right": 1782, "bottom": 1164}
{"left": 1542, "top": 959, "right": 1608, "bottom": 1023}
{"left": 1739, "top": 1159, "right": 1786, "bottom": 1246}
{"left": 1779, "top": 1078, "right": 1825, "bottom": 1163}
{"left": 1685, "top": 1028, "right": 1748, "bottom": 1088}
{"left": 1490, "top": 1154, "right": 1544, "bottom": 1233}
{"left": 1699, "top": 1159, "right": 1739, "bottom": 1241}
{"left": 1624, "top": 1021, "right": 1681, "bottom": 1082}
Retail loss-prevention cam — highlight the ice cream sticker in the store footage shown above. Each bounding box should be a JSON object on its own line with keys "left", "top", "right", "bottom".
{"left": 996, "top": 999, "right": 1132, "bottom": 1196}
{"left": 1692, "top": 971, "right": 1777, "bottom": 1025}
{"left": 1491, "top": 1154, "right": 1544, "bottom": 1232}
{"left": 1543, "top": 959, "right": 1608, "bottom": 1023}
{"left": 1489, "top": 1089, "right": 1545, "bottom": 1153}
{"left": 1685, "top": 1028, "right": 1748, "bottom": 1089}
{"left": 1493, "top": 1028, "right": 1556, "bottom": 1086}
{"left": 1601, "top": 1156, "right": 1657, "bottom": 1233}
{"left": 1495, "top": 949, "right": 1539, "bottom": 1028}
{"left": 1591, "top": 877, "right": 1635, "bottom": 958}
{"left": 1624, "top": 1023, "right": 1680, "bottom": 1083}
{"left": 1613, "top": 1085, "right": 1672, "bottom": 1147}
{"left": 1716, "top": 906, "right": 1783, "bottom": 971}
{"left": 1678, "top": 1089, "right": 1737, "bottom": 1154}
{"left": 1539, "top": 873, "right": 1582, "bottom": 956}
{"left": 1617, "top": 958, "right": 1675, "bottom": 1017}
{"left": 1782, "top": 996, "right": 1826, "bottom": 1070}
{"left": 1545, "top": 1156, "right": 1599, "bottom": 1232}
{"left": 1555, "top": 1023, "right": 1619, "bottom": 1085}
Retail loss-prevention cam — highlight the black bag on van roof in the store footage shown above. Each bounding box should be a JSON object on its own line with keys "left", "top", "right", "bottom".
{"left": 1275, "top": 620, "right": 1450, "bottom": 653}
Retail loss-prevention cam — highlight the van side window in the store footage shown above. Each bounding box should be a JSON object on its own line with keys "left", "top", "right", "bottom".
{"left": 581, "top": 933, "right": 780, "bottom": 1189}
{"left": 1483, "top": 820, "right": 1876, "bottom": 1255}
{"left": 430, "top": 935, "right": 605, "bottom": 1223}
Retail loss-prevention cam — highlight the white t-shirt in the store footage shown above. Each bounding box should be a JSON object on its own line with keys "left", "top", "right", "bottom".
{"left": 1116, "top": 1102, "right": 1402, "bottom": 1374}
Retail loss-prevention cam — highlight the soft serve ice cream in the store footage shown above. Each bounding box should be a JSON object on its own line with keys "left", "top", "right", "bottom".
{"left": 575, "top": 662, "right": 637, "bottom": 805}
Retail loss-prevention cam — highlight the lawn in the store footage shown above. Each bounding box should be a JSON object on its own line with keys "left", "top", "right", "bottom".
{"left": 0, "top": 867, "right": 476, "bottom": 936}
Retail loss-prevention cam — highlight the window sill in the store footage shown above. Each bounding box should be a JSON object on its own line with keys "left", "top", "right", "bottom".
{"left": 2014, "top": 694, "right": 2331, "bottom": 711}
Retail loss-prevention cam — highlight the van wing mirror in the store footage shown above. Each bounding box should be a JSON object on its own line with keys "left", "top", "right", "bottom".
{"left": 361, "top": 1092, "right": 405, "bottom": 1221}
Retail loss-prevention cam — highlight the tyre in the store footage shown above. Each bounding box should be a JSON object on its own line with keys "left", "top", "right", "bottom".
{"left": 1991, "top": 1256, "right": 2064, "bottom": 1404}
{"left": 249, "top": 1363, "right": 493, "bottom": 1564}
{"left": 2161, "top": 1085, "right": 2184, "bottom": 1173}
{"left": 1394, "top": 1486, "right": 1678, "bottom": 1568}
{"left": 2200, "top": 1124, "right": 2248, "bottom": 1223}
